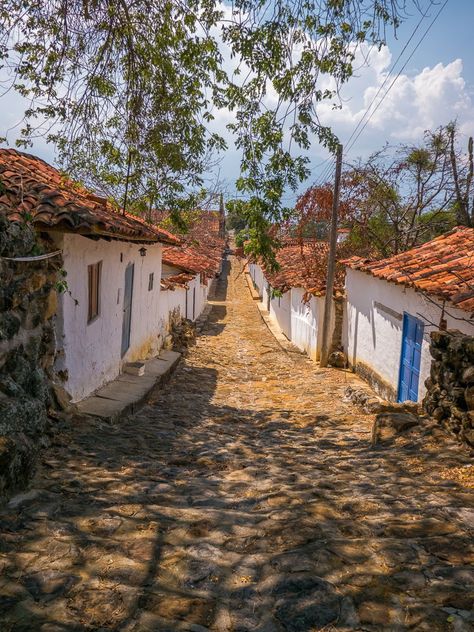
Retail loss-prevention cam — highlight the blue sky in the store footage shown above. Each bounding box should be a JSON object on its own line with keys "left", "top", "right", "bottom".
{"left": 393, "top": 0, "right": 474, "bottom": 82}
{"left": 1, "top": 0, "right": 472, "bottom": 202}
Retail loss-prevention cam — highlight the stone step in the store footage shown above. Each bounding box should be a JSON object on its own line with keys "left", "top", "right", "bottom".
{"left": 76, "top": 350, "right": 181, "bottom": 422}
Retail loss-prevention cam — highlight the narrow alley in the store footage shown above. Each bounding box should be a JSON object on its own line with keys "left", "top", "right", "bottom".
{"left": 0, "top": 257, "right": 473, "bottom": 632}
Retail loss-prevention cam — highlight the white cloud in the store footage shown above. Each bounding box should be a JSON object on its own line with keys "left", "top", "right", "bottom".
{"left": 1, "top": 29, "right": 473, "bottom": 198}
{"left": 316, "top": 44, "right": 474, "bottom": 160}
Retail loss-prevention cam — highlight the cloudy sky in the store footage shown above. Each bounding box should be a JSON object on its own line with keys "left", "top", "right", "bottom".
{"left": 1, "top": 0, "right": 473, "bottom": 202}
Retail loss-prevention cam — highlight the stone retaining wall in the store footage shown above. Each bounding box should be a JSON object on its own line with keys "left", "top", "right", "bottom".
{"left": 423, "top": 329, "right": 474, "bottom": 448}
{"left": 0, "top": 215, "right": 60, "bottom": 501}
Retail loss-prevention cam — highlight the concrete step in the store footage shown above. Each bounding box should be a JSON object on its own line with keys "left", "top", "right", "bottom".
{"left": 76, "top": 350, "right": 181, "bottom": 422}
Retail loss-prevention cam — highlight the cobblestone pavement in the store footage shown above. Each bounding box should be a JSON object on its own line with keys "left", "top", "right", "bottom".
{"left": 1, "top": 257, "right": 473, "bottom": 632}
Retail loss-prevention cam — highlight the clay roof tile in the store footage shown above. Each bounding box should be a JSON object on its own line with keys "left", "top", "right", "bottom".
{"left": 344, "top": 226, "right": 474, "bottom": 313}
{"left": 0, "top": 148, "right": 179, "bottom": 245}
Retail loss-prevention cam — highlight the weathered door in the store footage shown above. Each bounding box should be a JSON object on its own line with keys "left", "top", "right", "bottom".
{"left": 121, "top": 263, "right": 134, "bottom": 356}
{"left": 398, "top": 313, "right": 424, "bottom": 402}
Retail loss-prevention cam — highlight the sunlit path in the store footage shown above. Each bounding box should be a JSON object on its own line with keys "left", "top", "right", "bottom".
{"left": 0, "top": 257, "right": 472, "bottom": 632}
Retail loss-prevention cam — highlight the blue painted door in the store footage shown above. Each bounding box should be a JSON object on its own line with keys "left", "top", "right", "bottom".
{"left": 121, "top": 263, "right": 134, "bottom": 357}
{"left": 398, "top": 313, "right": 424, "bottom": 402}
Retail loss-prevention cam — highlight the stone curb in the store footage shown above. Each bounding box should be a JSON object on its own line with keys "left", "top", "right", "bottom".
{"left": 76, "top": 350, "right": 181, "bottom": 423}
{"left": 195, "top": 304, "right": 213, "bottom": 333}
{"left": 244, "top": 269, "right": 262, "bottom": 301}
{"left": 242, "top": 270, "right": 304, "bottom": 356}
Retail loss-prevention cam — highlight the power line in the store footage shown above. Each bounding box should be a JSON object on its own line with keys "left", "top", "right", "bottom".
{"left": 345, "top": 0, "right": 449, "bottom": 154}
{"left": 315, "top": 156, "right": 336, "bottom": 187}
{"left": 344, "top": 4, "right": 430, "bottom": 150}
{"left": 307, "top": 0, "right": 447, "bottom": 192}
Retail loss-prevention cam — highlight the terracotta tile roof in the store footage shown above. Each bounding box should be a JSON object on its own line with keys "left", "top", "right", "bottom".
{"left": 154, "top": 208, "right": 225, "bottom": 278}
{"left": 162, "top": 244, "right": 221, "bottom": 279}
{"left": 160, "top": 272, "right": 195, "bottom": 290}
{"left": 262, "top": 239, "right": 345, "bottom": 296}
{"left": 0, "top": 149, "right": 179, "bottom": 245}
{"left": 343, "top": 227, "right": 474, "bottom": 313}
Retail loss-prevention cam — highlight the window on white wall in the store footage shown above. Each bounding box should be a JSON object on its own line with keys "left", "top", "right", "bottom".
{"left": 88, "top": 261, "right": 102, "bottom": 323}
{"left": 148, "top": 272, "right": 154, "bottom": 291}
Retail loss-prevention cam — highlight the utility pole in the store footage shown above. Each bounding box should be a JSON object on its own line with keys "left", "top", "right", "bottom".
{"left": 319, "top": 143, "right": 343, "bottom": 367}
{"left": 219, "top": 192, "right": 226, "bottom": 239}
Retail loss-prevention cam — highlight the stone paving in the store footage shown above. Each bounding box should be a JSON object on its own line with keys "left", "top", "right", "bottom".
{"left": 0, "top": 257, "right": 473, "bottom": 632}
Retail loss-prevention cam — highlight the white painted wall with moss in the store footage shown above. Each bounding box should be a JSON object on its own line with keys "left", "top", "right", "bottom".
{"left": 55, "top": 233, "right": 164, "bottom": 402}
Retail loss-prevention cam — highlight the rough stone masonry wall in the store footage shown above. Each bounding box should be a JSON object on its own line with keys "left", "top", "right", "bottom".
{"left": 0, "top": 214, "right": 60, "bottom": 502}
{"left": 423, "top": 329, "right": 474, "bottom": 448}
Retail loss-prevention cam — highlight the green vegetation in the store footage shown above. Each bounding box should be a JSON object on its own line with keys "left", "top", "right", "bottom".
{"left": 0, "top": 0, "right": 434, "bottom": 262}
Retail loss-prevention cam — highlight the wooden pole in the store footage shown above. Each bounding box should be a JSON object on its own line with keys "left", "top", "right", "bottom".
{"left": 319, "top": 143, "right": 343, "bottom": 367}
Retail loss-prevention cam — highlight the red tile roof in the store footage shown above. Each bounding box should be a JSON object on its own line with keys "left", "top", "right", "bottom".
{"left": 160, "top": 272, "right": 195, "bottom": 290}
{"left": 162, "top": 244, "right": 221, "bottom": 279}
{"left": 0, "top": 149, "right": 179, "bottom": 245}
{"left": 155, "top": 208, "right": 225, "bottom": 279}
{"left": 262, "top": 239, "right": 345, "bottom": 296}
{"left": 343, "top": 227, "right": 474, "bottom": 313}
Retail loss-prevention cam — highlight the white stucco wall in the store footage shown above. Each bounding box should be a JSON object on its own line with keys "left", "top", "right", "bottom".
{"left": 184, "top": 274, "right": 204, "bottom": 321}
{"left": 249, "top": 263, "right": 265, "bottom": 297}
{"left": 290, "top": 288, "right": 319, "bottom": 360}
{"left": 269, "top": 291, "right": 291, "bottom": 339}
{"left": 345, "top": 268, "right": 474, "bottom": 401}
{"left": 56, "top": 233, "right": 165, "bottom": 402}
{"left": 248, "top": 264, "right": 337, "bottom": 361}
{"left": 162, "top": 264, "right": 206, "bottom": 321}
{"left": 158, "top": 286, "right": 187, "bottom": 334}
{"left": 289, "top": 289, "right": 335, "bottom": 361}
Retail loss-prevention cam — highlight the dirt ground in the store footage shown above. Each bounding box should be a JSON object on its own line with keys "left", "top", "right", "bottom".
{"left": 0, "top": 257, "right": 473, "bottom": 631}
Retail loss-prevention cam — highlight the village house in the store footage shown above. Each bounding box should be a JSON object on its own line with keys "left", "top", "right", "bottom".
{"left": 343, "top": 226, "right": 474, "bottom": 402}
{"left": 0, "top": 149, "right": 182, "bottom": 402}
{"left": 154, "top": 208, "right": 226, "bottom": 329}
{"left": 159, "top": 242, "right": 222, "bottom": 326}
{"left": 248, "top": 239, "right": 344, "bottom": 360}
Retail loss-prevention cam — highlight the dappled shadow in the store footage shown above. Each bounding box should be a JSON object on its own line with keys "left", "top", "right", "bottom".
{"left": 0, "top": 257, "right": 472, "bottom": 631}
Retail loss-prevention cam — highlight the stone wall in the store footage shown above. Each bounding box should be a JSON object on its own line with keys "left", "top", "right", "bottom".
{"left": 0, "top": 215, "right": 60, "bottom": 502}
{"left": 423, "top": 330, "right": 474, "bottom": 448}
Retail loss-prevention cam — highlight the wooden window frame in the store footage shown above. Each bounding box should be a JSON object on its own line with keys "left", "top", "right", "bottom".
{"left": 87, "top": 261, "right": 102, "bottom": 323}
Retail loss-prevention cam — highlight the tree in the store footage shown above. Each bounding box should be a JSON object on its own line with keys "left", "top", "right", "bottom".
{"left": 0, "top": 0, "right": 434, "bottom": 260}
{"left": 330, "top": 127, "right": 457, "bottom": 256}
{"left": 448, "top": 122, "right": 473, "bottom": 227}
{"left": 225, "top": 199, "right": 249, "bottom": 232}
{"left": 290, "top": 182, "right": 354, "bottom": 241}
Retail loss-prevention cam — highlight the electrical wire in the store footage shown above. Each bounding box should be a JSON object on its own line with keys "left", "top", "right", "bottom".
{"left": 345, "top": 0, "right": 449, "bottom": 155}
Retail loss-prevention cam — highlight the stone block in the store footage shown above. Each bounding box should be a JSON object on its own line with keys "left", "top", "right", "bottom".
{"left": 465, "top": 385, "right": 474, "bottom": 411}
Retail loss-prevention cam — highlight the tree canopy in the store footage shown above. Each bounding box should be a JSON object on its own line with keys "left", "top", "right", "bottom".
{"left": 0, "top": 0, "right": 434, "bottom": 258}
{"left": 294, "top": 123, "right": 470, "bottom": 257}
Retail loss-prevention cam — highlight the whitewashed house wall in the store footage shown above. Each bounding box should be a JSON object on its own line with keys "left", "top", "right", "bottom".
{"left": 248, "top": 263, "right": 338, "bottom": 361}
{"left": 162, "top": 263, "right": 207, "bottom": 321}
{"left": 185, "top": 274, "right": 204, "bottom": 321}
{"left": 157, "top": 285, "right": 187, "bottom": 337}
{"left": 55, "top": 233, "right": 164, "bottom": 402}
{"left": 249, "top": 263, "right": 265, "bottom": 297}
{"left": 345, "top": 268, "right": 474, "bottom": 401}
{"left": 290, "top": 289, "right": 319, "bottom": 360}
{"left": 269, "top": 291, "right": 291, "bottom": 340}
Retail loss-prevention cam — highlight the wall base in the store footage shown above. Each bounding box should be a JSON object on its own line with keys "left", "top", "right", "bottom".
{"left": 351, "top": 361, "right": 398, "bottom": 402}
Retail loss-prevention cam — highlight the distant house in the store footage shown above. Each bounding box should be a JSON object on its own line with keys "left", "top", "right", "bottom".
{"left": 249, "top": 239, "right": 344, "bottom": 360}
{"left": 154, "top": 208, "right": 227, "bottom": 313}
{"left": 0, "top": 149, "right": 179, "bottom": 402}
{"left": 160, "top": 242, "right": 222, "bottom": 323}
{"left": 337, "top": 228, "right": 350, "bottom": 243}
{"left": 343, "top": 227, "right": 474, "bottom": 402}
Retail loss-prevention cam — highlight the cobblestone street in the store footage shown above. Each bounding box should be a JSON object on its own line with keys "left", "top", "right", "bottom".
{"left": 0, "top": 257, "right": 473, "bottom": 631}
